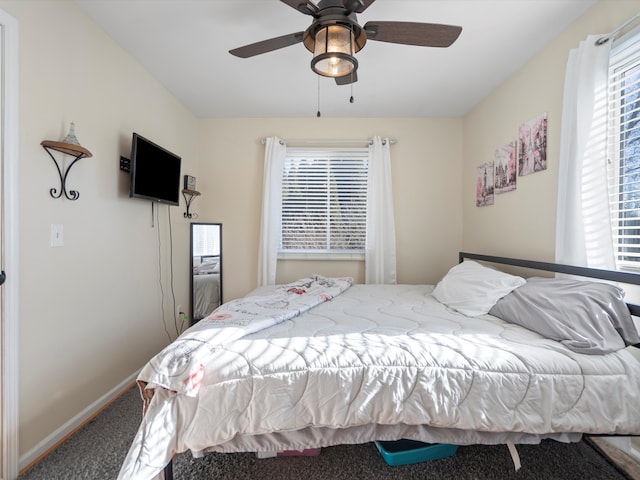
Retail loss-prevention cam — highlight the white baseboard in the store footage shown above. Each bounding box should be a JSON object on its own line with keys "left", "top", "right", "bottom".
{"left": 602, "top": 436, "right": 631, "bottom": 452}
{"left": 19, "top": 370, "right": 140, "bottom": 472}
{"left": 601, "top": 436, "right": 640, "bottom": 463}
{"left": 631, "top": 443, "right": 640, "bottom": 462}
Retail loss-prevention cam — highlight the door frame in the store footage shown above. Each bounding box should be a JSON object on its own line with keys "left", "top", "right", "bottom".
{"left": 0, "top": 8, "right": 19, "bottom": 480}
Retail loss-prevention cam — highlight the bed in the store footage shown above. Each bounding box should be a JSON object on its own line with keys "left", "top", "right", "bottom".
{"left": 118, "top": 253, "right": 640, "bottom": 480}
{"left": 192, "top": 256, "right": 221, "bottom": 320}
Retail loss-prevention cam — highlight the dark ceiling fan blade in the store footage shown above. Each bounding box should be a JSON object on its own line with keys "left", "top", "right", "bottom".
{"left": 280, "top": 0, "right": 318, "bottom": 15}
{"left": 364, "top": 21, "right": 462, "bottom": 48}
{"left": 335, "top": 71, "right": 358, "bottom": 85}
{"left": 347, "top": 0, "right": 376, "bottom": 13}
{"left": 229, "top": 32, "right": 305, "bottom": 58}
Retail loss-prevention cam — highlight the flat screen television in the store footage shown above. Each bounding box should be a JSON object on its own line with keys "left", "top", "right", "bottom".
{"left": 130, "top": 133, "right": 182, "bottom": 206}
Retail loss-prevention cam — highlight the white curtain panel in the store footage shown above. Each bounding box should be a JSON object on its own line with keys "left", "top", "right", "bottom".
{"left": 257, "top": 136, "right": 286, "bottom": 286}
{"left": 366, "top": 137, "right": 397, "bottom": 284}
{"left": 556, "top": 35, "right": 615, "bottom": 269}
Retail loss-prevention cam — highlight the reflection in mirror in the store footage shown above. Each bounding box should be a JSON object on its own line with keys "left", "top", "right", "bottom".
{"left": 190, "top": 222, "right": 222, "bottom": 324}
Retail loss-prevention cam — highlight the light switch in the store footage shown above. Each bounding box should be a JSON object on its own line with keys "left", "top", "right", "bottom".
{"left": 51, "top": 224, "right": 63, "bottom": 247}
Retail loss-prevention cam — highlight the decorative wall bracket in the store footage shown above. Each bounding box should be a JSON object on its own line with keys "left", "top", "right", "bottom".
{"left": 41, "top": 140, "right": 92, "bottom": 200}
{"left": 182, "top": 189, "right": 200, "bottom": 218}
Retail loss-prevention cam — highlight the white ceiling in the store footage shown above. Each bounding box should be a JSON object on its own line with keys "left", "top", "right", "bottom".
{"left": 74, "top": 0, "right": 597, "bottom": 118}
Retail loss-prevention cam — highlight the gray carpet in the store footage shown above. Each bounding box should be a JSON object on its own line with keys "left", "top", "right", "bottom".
{"left": 19, "top": 385, "right": 633, "bottom": 480}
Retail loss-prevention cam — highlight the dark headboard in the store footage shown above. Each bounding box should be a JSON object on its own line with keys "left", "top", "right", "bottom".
{"left": 459, "top": 252, "right": 640, "bottom": 318}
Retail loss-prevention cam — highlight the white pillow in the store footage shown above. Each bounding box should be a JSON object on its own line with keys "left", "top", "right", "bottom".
{"left": 432, "top": 260, "right": 526, "bottom": 316}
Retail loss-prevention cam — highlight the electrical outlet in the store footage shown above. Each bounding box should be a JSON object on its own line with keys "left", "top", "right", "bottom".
{"left": 177, "top": 304, "right": 182, "bottom": 318}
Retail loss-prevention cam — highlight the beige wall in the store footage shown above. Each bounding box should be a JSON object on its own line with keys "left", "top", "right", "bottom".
{"left": 2, "top": 0, "right": 199, "bottom": 460}
{"left": 197, "top": 118, "right": 463, "bottom": 300}
{"left": 6, "top": 0, "right": 640, "bottom": 468}
{"left": 462, "top": 0, "right": 640, "bottom": 261}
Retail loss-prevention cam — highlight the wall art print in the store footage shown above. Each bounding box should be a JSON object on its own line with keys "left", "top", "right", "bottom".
{"left": 476, "top": 161, "right": 494, "bottom": 207}
{"left": 494, "top": 141, "right": 517, "bottom": 194}
{"left": 518, "top": 112, "right": 547, "bottom": 176}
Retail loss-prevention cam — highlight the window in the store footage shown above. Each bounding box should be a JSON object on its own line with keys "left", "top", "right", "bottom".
{"left": 607, "top": 30, "right": 640, "bottom": 269}
{"left": 192, "top": 224, "right": 220, "bottom": 257}
{"left": 280, "top": 148, "right": 368, "bottom": 257}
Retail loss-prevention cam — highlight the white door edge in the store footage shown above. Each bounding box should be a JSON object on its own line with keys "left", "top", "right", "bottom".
{"left": 0, "top": 7, "right": 19, "bottom": 480}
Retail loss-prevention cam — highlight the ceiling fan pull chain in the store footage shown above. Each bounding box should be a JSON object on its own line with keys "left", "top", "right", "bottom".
{"left": 350, "top": 77, "right": 355, "bottom": 104}
{"left": 317, "top": 75, "right": 322, "bottom": 117}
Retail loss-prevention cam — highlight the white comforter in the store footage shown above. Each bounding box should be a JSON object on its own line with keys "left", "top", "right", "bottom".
{"left": 119, "top": 284, "right": 640, "bottom": 480}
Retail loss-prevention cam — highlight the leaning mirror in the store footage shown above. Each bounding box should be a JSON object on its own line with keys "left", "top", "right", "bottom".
{"left": 190, "top": 222, "right": 222, "bottom": 324}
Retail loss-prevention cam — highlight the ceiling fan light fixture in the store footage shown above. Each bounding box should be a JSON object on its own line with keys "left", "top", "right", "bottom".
{"left": 311, "top": 24, "right": 358, "bottom": 78}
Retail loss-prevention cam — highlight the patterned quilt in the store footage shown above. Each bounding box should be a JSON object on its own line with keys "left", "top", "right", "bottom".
{"left": 138, "top": 275, "right": 353, "bottom": 396}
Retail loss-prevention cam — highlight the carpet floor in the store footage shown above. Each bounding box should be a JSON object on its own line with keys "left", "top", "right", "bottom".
{"left": 19, "top": 385, "right": 634, "bottom": 480}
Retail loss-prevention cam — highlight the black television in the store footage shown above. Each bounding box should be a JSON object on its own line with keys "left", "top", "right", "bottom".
{"left": 129, "top": 133, "right": 182, "bottom": 206}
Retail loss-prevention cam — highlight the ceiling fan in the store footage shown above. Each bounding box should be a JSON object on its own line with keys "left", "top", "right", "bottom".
{"left": 229, "top": 0, "right": 462, "bottom": 85}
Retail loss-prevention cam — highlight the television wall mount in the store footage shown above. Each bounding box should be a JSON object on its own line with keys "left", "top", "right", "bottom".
{"left": 120, "top": 156, "right": 130, "bottom": 173}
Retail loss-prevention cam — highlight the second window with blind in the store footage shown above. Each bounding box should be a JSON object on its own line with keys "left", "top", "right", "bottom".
{"left": 607, "top": 29, "right": 640, "bottom": 270}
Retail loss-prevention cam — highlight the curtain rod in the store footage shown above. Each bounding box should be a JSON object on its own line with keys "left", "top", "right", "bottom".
{"left": 595, "top": 12, "right": 640, "bottom": 46}
{"left": 260, "top": 137, "right": 397, "bottom": 146}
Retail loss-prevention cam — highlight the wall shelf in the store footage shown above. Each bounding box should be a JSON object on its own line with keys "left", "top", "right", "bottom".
{"left": 41, "top": 140, "right": 92, "bottom": 200}
{"left": 182, "top": 189, "right": 201, "bottom": 218}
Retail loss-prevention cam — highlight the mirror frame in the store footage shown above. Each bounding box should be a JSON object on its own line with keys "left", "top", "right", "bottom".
{"left": 190, "top": 222, "right": 223, "bottom": 325}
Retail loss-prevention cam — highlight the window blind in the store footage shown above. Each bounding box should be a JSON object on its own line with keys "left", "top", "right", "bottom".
{"left": 281, "top": 148, "right": 368, "bottom": 253}
{"left": 607, "top": 29, "right": 640, "bottom": 268}
{"left": 193, "top": 224, "right": 220, "bottom": 257}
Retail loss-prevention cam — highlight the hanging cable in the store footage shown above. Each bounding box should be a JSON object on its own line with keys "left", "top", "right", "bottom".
{"left": 155, "top": 202, "right": 172, "bottom": 341}
{"left": 167, "top": 205, "right": 180, "bottom": 337}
